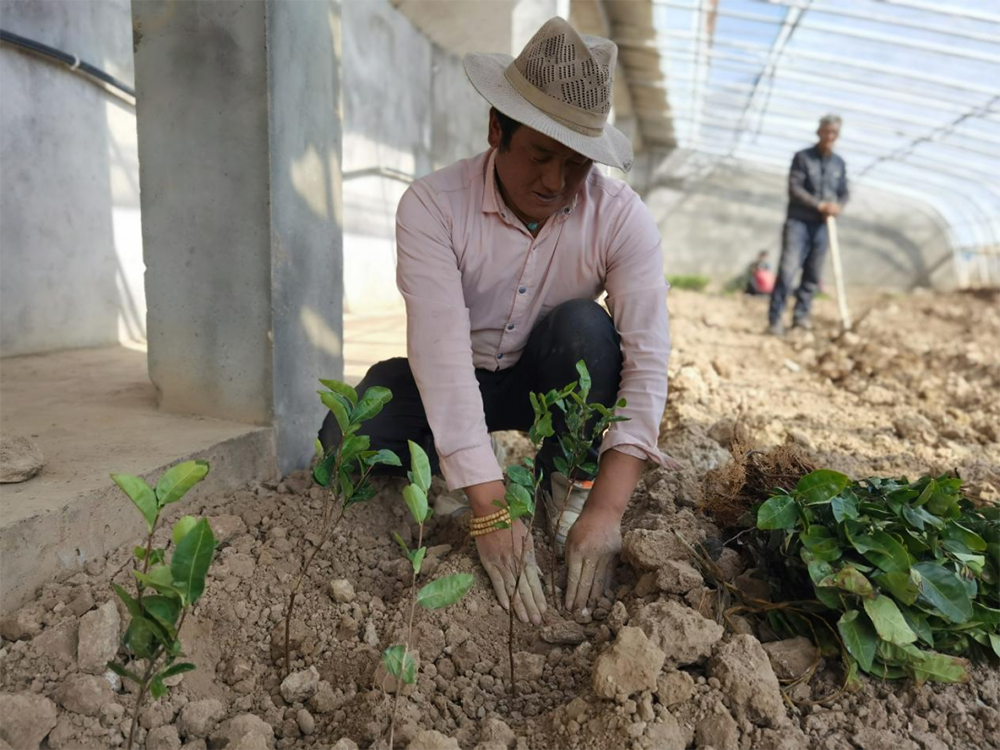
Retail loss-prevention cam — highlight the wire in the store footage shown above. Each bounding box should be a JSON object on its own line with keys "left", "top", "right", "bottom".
{"left": 0, "top": 28, "right": 135, "bottom": 101}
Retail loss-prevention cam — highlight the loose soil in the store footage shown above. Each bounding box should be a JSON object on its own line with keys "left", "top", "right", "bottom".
{"left": 2, "top": 289, "right": 998, "bottom": 750}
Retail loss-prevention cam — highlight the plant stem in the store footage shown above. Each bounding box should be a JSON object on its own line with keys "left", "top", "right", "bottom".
{"left": 550, "top": 479, "right": 575, "bottom": 612}
{"left": 285, "top": 507, "right": 345, "bottom": 676}
{"left": 126, "top": 656, "right": 158, "bottom": 750}
{"left": 389, "top": 522, "right": 424, "bottom": 749}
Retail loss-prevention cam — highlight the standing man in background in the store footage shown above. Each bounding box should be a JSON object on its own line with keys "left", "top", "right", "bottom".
{"left": 768, "top": 115, "right": 849, "bottom": 335}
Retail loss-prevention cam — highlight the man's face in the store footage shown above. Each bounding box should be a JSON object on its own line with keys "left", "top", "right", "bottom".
{"left": 489, "top": 111, "right": 593, "bottom": 222}
{"left": 817, "top": 124, "right": 840, "bottom": 156}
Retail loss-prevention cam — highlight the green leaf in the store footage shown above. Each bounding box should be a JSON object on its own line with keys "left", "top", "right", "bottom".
{"left": 417, "top": 573, "right": 474, "bottom": 609}
{"left": 902, "top": 504, "right": 944, "bottom": 531}
{"left": 407, "top": 440, "right": 431, "bottom": 493}
{"left": 340, "top": 435, "right": 371, "bottom": 465}
{"left": 756, "top": 495, "right": 799, "bottom": 530}
{"left": 149, "top": 677, "right": 168, "bottom": 700}
{"left": 320, "top": 391, "right": 350, "bottom": 432}
{"left": 411, "top": 546, "right": 427, "bottom": 575}
{"left": 158, "top": 662, "right": 196, "bottom": 680}
{"left": 319, "top": 378, "right": 358, "bottom": 406}
{"left": 838, "top": 609, "right": 878, "bottom": 672}
{"left": 366, "top": 449, "right": 401, "bottom": 467}
{"left": 506, "top": 465, "right": 534, "bottom": 488}
{"left": 391, "top": 531, "right": 410, "bottom": 556}
{"left": 353, "top": 386, "right": 393, "bottom": 423}
{"left": 403, "top": 484, "right": 429, "bottom": 525}
{"left": 819, "top": 566, "right": 874, "bottom": 598}
{"left": 864, "top": 595, "right": 917, "bottom": 644}
{"left": 172, "top": 516, "right": 198, "bottom": 546}
{"left": 910, "top": 651, "right": 970, "bottom": 684}
{"left": 504, "top": 482, "right": 534, "bottom": 521}
{"left": 111, "top": 474, "right": 158, "bottom": 532}
{"left": 144, "top": 595, "right": 181, "bottom": 632}
{"left": 913, "top": 562, "right": 973, "bottom": 623}
{"left": 381, "top": 645, "right": 416, "bottom": 684}
{"left": 942, "top": 522, "right": 987, "bottom": 552}
{"left": 831, "top": 492, "right": 860, "bottom": 523}
{"left": 345, "top": 481, "right": 377, "bottom": 508}
{"left": 874, "top": 571, "right": 920, "bottom": 605}
{"left": 796, "top": 470, "right": 850, "bottom": 505}
{"left": 899, "top": 605, "right": 934, "bottom": 647}
{"left": 171, "top": 519, "right": 216, "bottom": 606}
{"left": 575, "top": 360, "right": 592, "bottom": 401}
{"left": 800, "top": 525, "right": 842, "bottom": 562}
{"left": 155, "top": 460, "right": 209, "bottom": 507}
{"left": 529, "top": 411, "right": 553, "bottom": 443}
{"left": 314, "top": 438, "right": 324, "bottom": 459}
{"left": 852, "top": 530, "right": 912, "bottom": 573}
{"left": 926, "top": 485, "right": 961, "bottom": 518}
{"left": 113, "top": 583, "right": 142, "bottom": 619}
{"left": 131, "top": 571, "right": 182, "bottom": 598}
{"left": 107, "top": 662, "right": 142, "bottom": 683}
{"left": 989, "top": 633, "right": 1000, "bottom": 658}
{"left": 313, "top": 451, "right": 336, "bottom": 487}
{"left": 124, "top": 617, "right": 158, "bottom": 660}
{"left": 552, "top": 456, "right": 570, "bottom": 478}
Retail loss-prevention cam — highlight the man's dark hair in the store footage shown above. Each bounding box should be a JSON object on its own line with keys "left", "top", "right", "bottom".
{"left": 491, "top": 107, "right": 521, "bottom": 152}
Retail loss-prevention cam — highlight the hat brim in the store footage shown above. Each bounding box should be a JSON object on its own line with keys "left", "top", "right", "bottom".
{"left": 464, "top": 52, "right": 634, "bottom": 172}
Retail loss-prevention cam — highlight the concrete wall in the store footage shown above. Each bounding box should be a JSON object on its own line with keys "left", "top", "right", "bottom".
{"left": 342, "top": 0, "right": 488, "bottom": 314}
{"left": 0, "top": 0, "right": 144, "bottom": 356}
{"left": 133, "top": 0, "right": 343, "bottom": 473}
{"left": 634, "top": 149, "right": 955, "bottom": 290}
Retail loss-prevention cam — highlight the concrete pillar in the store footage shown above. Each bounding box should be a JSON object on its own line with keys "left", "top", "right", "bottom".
{"left": 133, "top": 0, "right": 343, "bottom": 474}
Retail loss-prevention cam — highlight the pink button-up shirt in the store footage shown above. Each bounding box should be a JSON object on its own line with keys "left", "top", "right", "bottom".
{"left": 396, "top": 149, "right": 670, "bottom": 491}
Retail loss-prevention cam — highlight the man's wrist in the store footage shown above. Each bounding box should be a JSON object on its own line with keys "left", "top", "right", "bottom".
{"left": 464, "top": 480, "right": 506, "bottom": 516}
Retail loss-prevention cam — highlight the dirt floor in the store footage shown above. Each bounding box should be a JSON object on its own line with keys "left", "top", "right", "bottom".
{"left": 2, "top": 289, "right": 998, "bottom": 750}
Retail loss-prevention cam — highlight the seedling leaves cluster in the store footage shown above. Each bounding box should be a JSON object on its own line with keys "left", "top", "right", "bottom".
{"left": 108, "top": 461, "right": 216, "bottom": 750}
{"left": 753, "top": 470, "right": 999, "bottom": 684}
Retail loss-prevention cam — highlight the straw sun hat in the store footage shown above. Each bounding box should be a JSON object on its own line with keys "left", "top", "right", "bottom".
{"left": 464, "top": 17, "right": 634, "bottom": 172}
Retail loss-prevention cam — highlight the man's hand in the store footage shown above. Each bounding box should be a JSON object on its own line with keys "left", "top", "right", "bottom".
{"left": 475, "top": 519, "right": 546, "bottom": 625}
{"left": 564, "top": 505, "right": 621, "bottom": 612}
{"left": 466, "top": 480, "right": 546, "bottom": 624}
{"left": 818, "top": 201, "right": 841, "bottom": 218}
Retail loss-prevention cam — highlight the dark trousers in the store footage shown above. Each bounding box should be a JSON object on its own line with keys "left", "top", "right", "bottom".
{"left": 768, "top": 218, "right": 828, "bottom": 326}
{"left": 319, "top": 299, "right": 623, "bottom": 483}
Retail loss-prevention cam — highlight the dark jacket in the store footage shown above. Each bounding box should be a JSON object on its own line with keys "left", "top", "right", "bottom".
{"left": 787, "top": 145, "right": 849, "bottom": 222}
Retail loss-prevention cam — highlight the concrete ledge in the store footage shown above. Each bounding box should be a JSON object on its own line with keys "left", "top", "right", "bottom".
{"left": 0, "top": 346, "right": 277, "bottom": 614}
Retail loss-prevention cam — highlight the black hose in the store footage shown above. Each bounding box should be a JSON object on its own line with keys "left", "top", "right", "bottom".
{"left": 0, "top": 28, "right": 135, "bottom": 99}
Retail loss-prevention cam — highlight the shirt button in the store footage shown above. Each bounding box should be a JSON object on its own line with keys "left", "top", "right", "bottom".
{"left": 496, "top": 353, "right": 504, "bottom": 360}
{"left": 507, "top": 323, "right": 515, "bottom": 331}
{"left": 501, "top": 212, "right": 507, "bottom": 219}
{"left": 518, "top": 286, "right": 527, "bottom": 294}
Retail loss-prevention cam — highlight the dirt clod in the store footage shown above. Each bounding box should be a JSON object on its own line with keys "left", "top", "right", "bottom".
{"left": 709, "top": 635, "right": 786, "bottom": 728}
{"left": 0, "top": 692, "right": 58, "bottom": 749}
{"left": 592, "top": 627, "right": 665, "bottom": 700}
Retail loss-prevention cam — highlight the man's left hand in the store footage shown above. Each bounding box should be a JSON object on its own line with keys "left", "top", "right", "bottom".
{"left": 564, "top": 506, "right": 622, "bottom": 612}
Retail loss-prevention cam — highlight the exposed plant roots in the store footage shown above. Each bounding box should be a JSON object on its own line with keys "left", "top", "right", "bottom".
{"left": 703, "top": 435, "right": 817, "bottom": 529}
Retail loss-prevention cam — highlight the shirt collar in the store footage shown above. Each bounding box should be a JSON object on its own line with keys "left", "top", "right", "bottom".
{"left": 481, "top": 148, "right": 583, "bottom": 225}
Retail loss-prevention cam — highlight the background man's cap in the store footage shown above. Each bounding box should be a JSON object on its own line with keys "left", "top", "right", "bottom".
{"left": 464, "top": 17, "right": 634, "bottom": 172}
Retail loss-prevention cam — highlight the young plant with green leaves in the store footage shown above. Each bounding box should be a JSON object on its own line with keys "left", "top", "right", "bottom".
{"left": 285, "top": 379, "right": 402, "bottom": 674}
{"left": 491, "top": 390, "right": 557, "bottom": 694}
{"left": 545, "top": 360, "right": 629, "bottom": 608}
{"left": 108, "top": 460, "right": 216, "bottom": 750}
{"left": 753, "top": 470, "right": 1000, "bottom": 685}
{"left": 383, "top": 440, "right": 474, "bottom": 748}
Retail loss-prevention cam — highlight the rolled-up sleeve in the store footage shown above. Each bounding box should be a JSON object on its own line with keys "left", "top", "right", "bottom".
{"left": 601, "top": 194, "right": 671, "bottom": 466}
{"left": 395, "top": 183, "right": 502, "bottom": 491}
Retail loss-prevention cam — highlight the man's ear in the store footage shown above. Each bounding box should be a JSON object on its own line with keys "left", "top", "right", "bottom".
{"left": 488, "top": 109, "right": 501, "bottom": 150}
